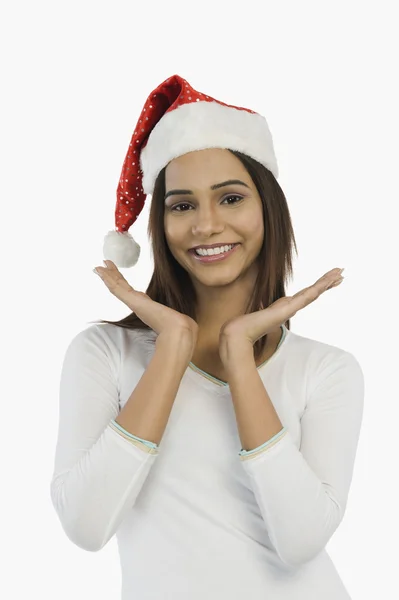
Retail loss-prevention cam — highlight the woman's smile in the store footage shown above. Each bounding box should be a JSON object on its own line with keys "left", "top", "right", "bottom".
{"left": 188, "top": 243, "right": 241, "bottom": 263}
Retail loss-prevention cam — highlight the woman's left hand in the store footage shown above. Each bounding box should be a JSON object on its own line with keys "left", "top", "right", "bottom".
{"left": 219, "top": 267, "right": 345, "bottom": 363}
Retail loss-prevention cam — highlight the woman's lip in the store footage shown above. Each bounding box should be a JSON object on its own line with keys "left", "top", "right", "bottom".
{"left": 188, "top": 243, "right": 241, "bottom": 263}
{"left": 189, "top": 243, "right": 240, "bottom": 252}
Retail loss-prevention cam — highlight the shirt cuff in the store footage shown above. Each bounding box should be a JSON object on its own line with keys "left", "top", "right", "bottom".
{"left": 109, "top": 419, "right": 159, "bottom": 455}
{"left": 238, "top": 427, "right": 288, "bottom": 461}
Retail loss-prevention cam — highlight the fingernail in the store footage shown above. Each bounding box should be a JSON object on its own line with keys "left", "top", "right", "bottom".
{"left": 339, "top": 268, "right": 345, "bottom": 274}
{"left": 93, "top": 268, "right": 100, "bottom": 276}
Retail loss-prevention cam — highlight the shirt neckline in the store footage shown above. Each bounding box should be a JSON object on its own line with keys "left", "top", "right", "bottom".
{"left": 186, "top": 324, "right": 290, "bottom": 393}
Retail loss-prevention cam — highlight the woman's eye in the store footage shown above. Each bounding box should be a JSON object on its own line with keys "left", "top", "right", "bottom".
{"left": 171, "top": 194, "right": 243, "bottom": 212}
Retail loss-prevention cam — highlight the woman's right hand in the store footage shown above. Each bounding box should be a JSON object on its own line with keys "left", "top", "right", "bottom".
{"left": 93, "top": 260, "right": 199, "bottom": 344}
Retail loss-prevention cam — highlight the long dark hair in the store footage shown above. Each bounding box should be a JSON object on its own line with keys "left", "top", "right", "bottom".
{"left": 90, "top": 150, "right": 298, "bottom": 362}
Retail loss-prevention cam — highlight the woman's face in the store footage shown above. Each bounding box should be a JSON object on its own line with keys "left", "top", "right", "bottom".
{"left": 163, "top": 148, "right": 265, "bottom": 289}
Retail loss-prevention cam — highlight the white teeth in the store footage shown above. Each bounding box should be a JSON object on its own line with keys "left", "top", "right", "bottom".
{"left": 195, "top": 244, "right": 234, "bottom": 256}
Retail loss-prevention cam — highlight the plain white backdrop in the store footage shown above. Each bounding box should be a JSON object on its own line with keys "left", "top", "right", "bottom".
{"left": 1, "top": 1, "right": 397, "bottom": 598}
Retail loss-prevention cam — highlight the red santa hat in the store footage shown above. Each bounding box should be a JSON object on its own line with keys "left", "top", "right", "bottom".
{"left": 103, "top": 74, "right": 279, "bottom": 268}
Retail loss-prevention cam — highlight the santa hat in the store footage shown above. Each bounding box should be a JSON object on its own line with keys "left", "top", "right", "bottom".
{"left": 103, "top": 74, "right": 279, "bottom": 268}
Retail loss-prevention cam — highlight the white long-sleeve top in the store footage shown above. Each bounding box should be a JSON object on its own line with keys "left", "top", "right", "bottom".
{"left": 50, "top": 322, "right": 364, "bottom": 600}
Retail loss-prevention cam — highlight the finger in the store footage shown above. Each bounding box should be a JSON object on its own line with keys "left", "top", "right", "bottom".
{"left": 314, "top": 268, "right": 342, "bottom": 287}
{"left": 94, "top": 263, "right": 135, "bottom": 297}
{"left": 103, "top": 259, "right": 117, "bottom": 269}
{"left": 289, "top": 287, "right": 317, "bottom": 309}
{"left": 270, "top": 269, "right": 344, "bottom": 318}
{"left": 291, "top": 270, "right": 343, "bottom": 306}
{"left": 326, "top": 276, "right": 344, "bottom": 290}
{"left": 93, "top": 259, "right": 116, "bottom": 275}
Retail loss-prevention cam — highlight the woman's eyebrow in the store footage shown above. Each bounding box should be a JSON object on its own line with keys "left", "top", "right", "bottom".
{"left": 164, "top": 179, "right": 250, "bottom": 201}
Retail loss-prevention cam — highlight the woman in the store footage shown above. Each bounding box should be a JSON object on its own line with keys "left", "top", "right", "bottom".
{"left": 50, "top": 74, "right": 364, "bottom": 599}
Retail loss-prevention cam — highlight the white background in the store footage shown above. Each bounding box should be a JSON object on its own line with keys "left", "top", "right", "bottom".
{"left": 1, "top": 1, "right": 397, "bottom": 598}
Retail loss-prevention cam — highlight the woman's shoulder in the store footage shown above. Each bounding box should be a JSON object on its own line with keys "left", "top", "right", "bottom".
{"left": 285, "top": 327, "right": 364, "bottom": 395}
{"left": 66, "top": 323, "right": 157, "bottom": 359}
{"left": 84, "top": 322, "right": 157, "bottom": 348}
{"left": 285, "top": 326, "right": 362, "bottom": 372}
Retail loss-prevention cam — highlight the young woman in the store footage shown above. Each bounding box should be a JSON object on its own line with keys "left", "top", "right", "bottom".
{"left": 50, "top": 74, "right": 364, "bottom": 599}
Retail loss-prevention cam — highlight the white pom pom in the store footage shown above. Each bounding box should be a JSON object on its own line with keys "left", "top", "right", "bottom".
{"left": 103, "top": 230, "right": 141, "bottom": 268}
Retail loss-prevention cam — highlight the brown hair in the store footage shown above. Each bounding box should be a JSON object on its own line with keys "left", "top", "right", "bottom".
{"left": 90, "top": 150, "right": 298, "bottom": 362}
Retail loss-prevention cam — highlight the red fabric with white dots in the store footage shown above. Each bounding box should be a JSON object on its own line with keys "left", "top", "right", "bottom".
{"left": 115, "top": 74, "right": 256, "bottom": 235}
